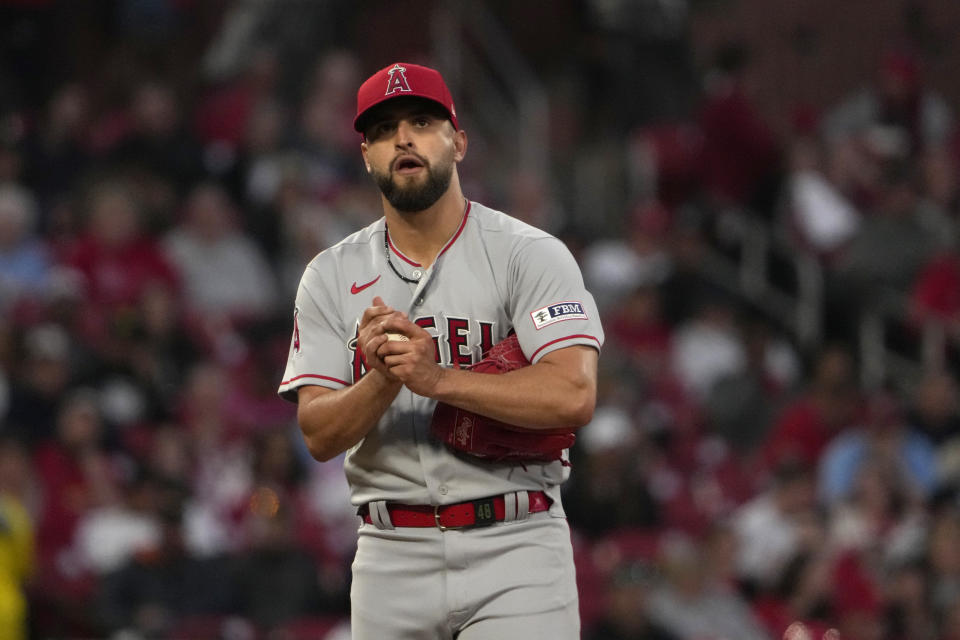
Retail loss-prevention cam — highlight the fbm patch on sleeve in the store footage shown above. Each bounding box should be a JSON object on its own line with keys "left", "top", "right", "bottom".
{"left": 530, "top": 301, "right": 588, "bottom": 330}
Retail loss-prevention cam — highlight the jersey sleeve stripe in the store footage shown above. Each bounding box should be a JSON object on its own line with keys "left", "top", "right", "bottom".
{"left": 437, "top": 201, "right": 471, "bottom": 258}
{"left": 280, "top": 373, "right": 351, "bottom": 387}
{"left": 529, "top": 334, "right": 602, "bottom": 361}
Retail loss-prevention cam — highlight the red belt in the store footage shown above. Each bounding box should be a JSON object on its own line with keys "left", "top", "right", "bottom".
{"left": 361, "top": 491, "right": 550, "bottom": 530}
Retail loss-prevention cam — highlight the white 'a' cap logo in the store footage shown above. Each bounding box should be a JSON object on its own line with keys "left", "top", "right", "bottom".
{"left": 385, "top": 64, "right": 412, "bottom": 95}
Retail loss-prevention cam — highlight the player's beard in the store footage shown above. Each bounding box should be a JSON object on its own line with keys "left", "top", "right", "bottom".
{"left": 373, "top": 154, "right": 453, "bottom": 213}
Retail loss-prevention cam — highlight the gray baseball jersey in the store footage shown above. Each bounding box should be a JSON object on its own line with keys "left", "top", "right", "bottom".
{"left": 278, "top": 200, "right": 604, "bottom": 511}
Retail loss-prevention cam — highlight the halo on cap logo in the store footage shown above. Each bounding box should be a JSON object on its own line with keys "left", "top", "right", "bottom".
{"left": 385, "top": 63, "right": 412, "bottom": 95}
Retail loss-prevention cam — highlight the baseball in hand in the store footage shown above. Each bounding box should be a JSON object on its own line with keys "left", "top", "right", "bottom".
{"left": 385, "top": 332, "right": 409, "bottom": 342}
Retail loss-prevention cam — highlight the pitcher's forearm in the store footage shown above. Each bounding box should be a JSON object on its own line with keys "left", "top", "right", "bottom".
{"left": 431, "top": 355, "right": 596, "bottom": 430}
{"left": 297, "top": 371, "right": 403, "bottom": 461}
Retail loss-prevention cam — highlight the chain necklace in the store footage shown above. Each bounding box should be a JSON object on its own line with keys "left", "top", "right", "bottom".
{"left": 382, "top": 198, "right": 467, "bottom": 285}
{"left": 383, "top": 225, "right": 422, "bottom": 284}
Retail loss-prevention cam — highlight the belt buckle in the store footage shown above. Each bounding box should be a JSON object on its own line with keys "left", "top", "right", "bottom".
{"left": 434, "top": 498, "right": 497, "bottom": 531}
{"left": 433, "top": 504, "right": 462, "bottom": 531}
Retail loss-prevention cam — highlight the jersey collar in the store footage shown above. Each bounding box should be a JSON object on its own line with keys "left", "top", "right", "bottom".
{"left": 385, "top": 199, "right": 471, "bottom": 267}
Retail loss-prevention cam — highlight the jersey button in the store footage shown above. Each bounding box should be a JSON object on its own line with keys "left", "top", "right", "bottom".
{"left": 439, "top": 485, "right": 448, "bottom": 495}
{"left": 411, "top": 269, "right": 423, "bottom": 280}
{"left": 415, "top": 296, "right": 424, "bottom": 306}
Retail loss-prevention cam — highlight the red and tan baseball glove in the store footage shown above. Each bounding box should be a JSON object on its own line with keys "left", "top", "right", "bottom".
{"left": 430, "top": 333, "right": 576, "bottom": 464}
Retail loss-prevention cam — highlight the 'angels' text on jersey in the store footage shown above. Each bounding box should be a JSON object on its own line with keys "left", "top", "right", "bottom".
{"left": 348, "top": 315, "right": 497, "bottom": 382}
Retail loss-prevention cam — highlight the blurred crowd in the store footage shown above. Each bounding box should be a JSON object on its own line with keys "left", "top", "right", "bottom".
{"left": 0, "top": 1, "right": 959, "bottom": 640}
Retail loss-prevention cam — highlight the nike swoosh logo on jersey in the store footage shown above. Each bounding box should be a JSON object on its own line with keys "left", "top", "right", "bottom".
{"left": 350, "top": 275, "right": 381, "bottom": 294}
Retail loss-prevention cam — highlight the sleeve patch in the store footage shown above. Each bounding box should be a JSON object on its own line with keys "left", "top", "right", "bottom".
{"left": 530, "top": 301, "right": 588, "bottom": 330}
{"left": 292, "top": 307, "right": 301, "bottom": 354}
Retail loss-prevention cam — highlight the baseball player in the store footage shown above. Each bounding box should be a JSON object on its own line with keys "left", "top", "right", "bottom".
{"left": 278, "top": 62, "right": 603, "bottom": 639}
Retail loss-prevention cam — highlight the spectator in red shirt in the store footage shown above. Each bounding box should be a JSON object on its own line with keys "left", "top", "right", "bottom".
{"left": 910, "top": 248, "right": 960, "bottom": 336}
{"left": 33, "top": 389, "right": 121, "bottom": 584}
{"left": 194, "top": 45, "right": 280, "bottom": 152}
{"left": 607, "top": 285, "right": 673, "bottom": 367}
{"left": 823, "top": 48, "right": 954, "bottom": 161}
{"left": 830, "top": 552, "right": 884, "bottom": 640}
{"left": 696, "top": 43, "right": 780, "bottom": 210}
{"left": 61, "top": 179, "right": 179, "bottom": 349}
{"left": 763, "top": 344, "right": 861, "bottom": 472}
{"left": 751, "top": 551, "right": 836, "bottom": 640}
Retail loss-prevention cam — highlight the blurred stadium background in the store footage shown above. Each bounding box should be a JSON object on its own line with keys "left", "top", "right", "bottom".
{"left": 1, "top": 0, "right": 960, "bottom": 638}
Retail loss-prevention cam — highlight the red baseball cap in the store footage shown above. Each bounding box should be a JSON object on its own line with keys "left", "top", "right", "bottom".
{"left": 354, "top": 62, "right": 459, "bottom": 133}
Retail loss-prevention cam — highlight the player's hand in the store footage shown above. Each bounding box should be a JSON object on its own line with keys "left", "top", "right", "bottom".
{"left": 358, "top": 296, "right": 406, "bottom": 381}
{"left": 377, "top": 315, "right": 444, "bottom": 396}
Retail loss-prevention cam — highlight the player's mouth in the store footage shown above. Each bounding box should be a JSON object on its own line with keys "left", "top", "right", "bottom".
{"left": 392, "top": 154, "right": 427, "bottom": 176}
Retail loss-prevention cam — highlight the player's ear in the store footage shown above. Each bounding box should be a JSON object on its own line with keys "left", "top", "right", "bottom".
{"left": 360, "top": 142, "right": 372, "bottom": 172}
{"left": 453, "top": 129, "right": 467, "bottom": 163}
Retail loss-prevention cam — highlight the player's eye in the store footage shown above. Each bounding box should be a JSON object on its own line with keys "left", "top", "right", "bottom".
{"left": 368, "top": 121, "right": 397, "bottom": 140}
{"left": 413, "top": 116, "right": 431, "bottom": 127}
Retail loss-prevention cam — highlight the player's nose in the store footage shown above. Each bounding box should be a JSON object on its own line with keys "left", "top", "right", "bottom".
{"left": 394, "top": 119, "right": 416, "bottom": 147}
